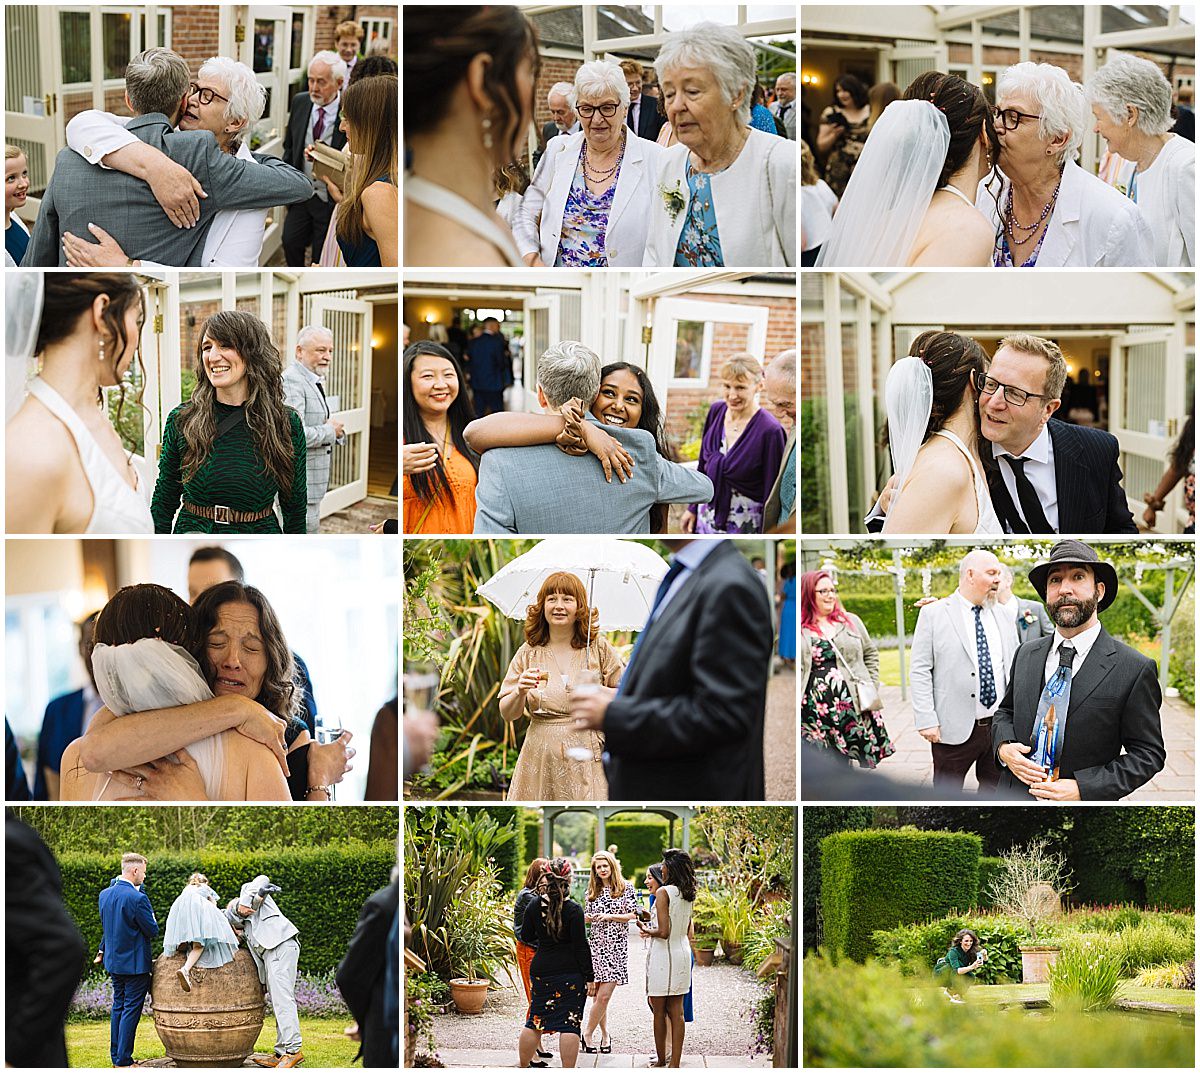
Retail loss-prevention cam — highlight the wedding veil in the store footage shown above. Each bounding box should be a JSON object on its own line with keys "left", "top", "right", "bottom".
{"left": 90, "top": 638, "right": 225, "bottom": 800}
{"left": 885, "top": 356, "right": 935, "bottom": 513}
{"left": 5, "top": 272, "right": 43, "bottom": 423}
{"left": 816, "top": 100, "right": 951, "bottom": 267}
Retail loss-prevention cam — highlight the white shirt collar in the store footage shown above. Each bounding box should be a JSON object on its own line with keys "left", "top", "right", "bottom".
{"left": 1050, "top": 619, "right": 1102, "bottom": 662}
{"left": 993, "top": 421, "right": 1051, "bottom": 463}
{"left": 672, "top": 539, "right": 722, "bottom": 571}
{"left": 312, "top": 94, "right": 340, "bottom": 119}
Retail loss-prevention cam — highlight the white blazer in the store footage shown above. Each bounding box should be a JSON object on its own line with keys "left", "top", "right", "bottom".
{"left": 512, "top": 130, "right": 664, "bottom": 266}
{"left": 66, "top": 109, "right": 269, "bottom": 267}
{"left": 642, "top": 127, "right": 796, "bottom": 267}
{"left": 977, "top": 158, "right": 1154, "bottom": 267}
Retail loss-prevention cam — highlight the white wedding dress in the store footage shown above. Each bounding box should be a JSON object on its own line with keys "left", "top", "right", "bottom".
{"left": 90, "top": 638, "right": 224, "bottom": 800}
{"left": 930, "top": 429, "right": 1002, "bottom": 535}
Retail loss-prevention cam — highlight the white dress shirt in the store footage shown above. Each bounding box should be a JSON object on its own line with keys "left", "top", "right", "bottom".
{"left": 952, "top": 591, "right": 1007, "bottom": 719}
{"left": 1042, "top": 621, "right": 1103, "bottom": 723}
{"left": 650, "top": 540, "right": 723, "bottom": 625}
{"left": 992, "top": 423, "right": 1059, "bottom": 532}
{"left": 291, "top": 359, "right": 345, "bottom": 444}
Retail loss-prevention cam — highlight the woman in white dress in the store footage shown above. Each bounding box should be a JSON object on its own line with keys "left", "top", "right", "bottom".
{"left": 882, "top": 332, "right": 1001, "bottom": 535}
{"left": 638, "top": 849, "right": 696, "bottom": 1069}
{"left": 5, "top": 273, "right": 153, "bottom": 534}
{"left": 818, "top": 72, "right": 998, "bottom": 268}
{"left": 163, "top": 873, "right": 240, "bottom": 992}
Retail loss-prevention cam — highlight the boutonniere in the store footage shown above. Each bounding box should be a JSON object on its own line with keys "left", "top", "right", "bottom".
{"left": 659, "top": 180, "right": 685, "bottom": 222}
{"left": 1020, "top": 609, "right": 1036, "bottom": 626}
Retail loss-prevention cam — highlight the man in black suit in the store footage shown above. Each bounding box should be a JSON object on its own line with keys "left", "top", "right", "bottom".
{"left": 570, "top": 540, "right": 774, "bottom": 800}
{"left": 993, "top": 540, "right": 1165, "bottom": 801}
{"left": 282, "top": 49, "right": 349, "bottom": 266}
{"left": 336, "top": 876, "right": 399, "bottom": 1068}
{"left": 620, "top": 59, "right": 665, "bottom": 142}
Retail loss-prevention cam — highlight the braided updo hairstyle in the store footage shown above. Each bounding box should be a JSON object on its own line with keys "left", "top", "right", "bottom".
{"left": 903, "top": 72, "right": 1000, "bottom": 190}
{"left": 907, "top": 330, "right": 988, "bottom": 442}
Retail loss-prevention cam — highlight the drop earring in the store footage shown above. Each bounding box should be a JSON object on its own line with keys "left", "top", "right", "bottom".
{"left": 98, "top": 339, "right": 106, "bottom": 364}
{"left": 481, "top": 115, "right": 493, "bottom": 151}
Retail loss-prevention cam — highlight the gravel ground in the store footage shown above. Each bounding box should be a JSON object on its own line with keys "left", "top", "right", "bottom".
{"left": 764, "top": 666, "right": 796, "bottom": 801}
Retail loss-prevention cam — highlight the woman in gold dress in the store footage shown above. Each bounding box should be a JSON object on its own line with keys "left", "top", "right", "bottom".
{"left": 500, "top": 572, "right": 624, "bottom": 800}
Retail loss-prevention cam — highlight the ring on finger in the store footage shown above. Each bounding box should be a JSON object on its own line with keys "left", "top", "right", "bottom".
{"left": 135, "top": 775, "right": 145, "bottom": 790}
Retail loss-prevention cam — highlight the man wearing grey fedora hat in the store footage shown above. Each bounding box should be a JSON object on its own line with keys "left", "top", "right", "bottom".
{"left": 993, "top": 539, "right": 1166, "bottom": 800}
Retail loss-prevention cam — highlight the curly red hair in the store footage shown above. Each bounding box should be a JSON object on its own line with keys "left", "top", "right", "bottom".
{"left": 524, "top": 571, "right": 599, "bottom": 649}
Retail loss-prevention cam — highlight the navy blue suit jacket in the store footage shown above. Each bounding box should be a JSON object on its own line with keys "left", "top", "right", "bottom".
{"left": 35, "top": 689, "right": 86, "bottom": 800}
{"left": 98, "top": 879, "right": 158, "bottom": 975}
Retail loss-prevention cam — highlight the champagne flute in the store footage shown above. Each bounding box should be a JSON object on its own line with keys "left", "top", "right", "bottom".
{"left": 529, "top": 666, "right": 550, "bottom": 714}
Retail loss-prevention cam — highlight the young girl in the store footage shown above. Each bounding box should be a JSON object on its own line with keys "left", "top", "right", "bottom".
{"left": 163, "top": 872, "right": 240, "bottom": 991}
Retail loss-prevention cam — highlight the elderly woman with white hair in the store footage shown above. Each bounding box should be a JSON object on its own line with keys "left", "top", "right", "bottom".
{"left": 513, "top": 60, "right": 664, "bottom": 266}
{"left": 643, "top": 23, "right": 795, "bottom": 267}
{"left": 979, "top": 61, "right": 1154, "bottom": 267}
{"left": 59, "top": 56, "right": 276, "bottom": 268}
{"left": 1087, "top": 52, "right": 1195, "bottom": 267}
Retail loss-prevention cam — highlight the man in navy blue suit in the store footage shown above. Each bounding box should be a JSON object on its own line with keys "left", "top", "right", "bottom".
{"left": 98, "top": 853, "right": 158, "bottom": 1068}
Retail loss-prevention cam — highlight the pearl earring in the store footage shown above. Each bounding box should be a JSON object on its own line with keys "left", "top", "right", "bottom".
{"left": 98, "top": 339, "right": 106, "bottom": 363}
{"left": 481, "top": 116, "right": 493, "bottom": 150}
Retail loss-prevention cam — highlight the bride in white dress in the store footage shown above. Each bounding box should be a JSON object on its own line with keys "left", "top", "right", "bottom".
{"left": 818, "top": 71, "right": 999, "bottom": 267}
{"left": 5, "top": 272, "right": 153, "bottom": 534}
{"left": 882, "top": 331, "right": 1002, "bottom": 535}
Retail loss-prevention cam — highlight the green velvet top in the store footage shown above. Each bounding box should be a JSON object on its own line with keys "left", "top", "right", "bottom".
{"left": 151, "top": 401, "right": 307, "bottom": 534}
{"left": 944, "top": 945, "right": 979, "bottom": 972}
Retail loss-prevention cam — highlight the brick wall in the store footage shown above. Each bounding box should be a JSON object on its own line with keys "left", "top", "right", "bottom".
{"left": 170, "top": 4, "right": 220, "bottom": 75}
{"left": 535, "top": 56, "right": 584, "bottom": 134}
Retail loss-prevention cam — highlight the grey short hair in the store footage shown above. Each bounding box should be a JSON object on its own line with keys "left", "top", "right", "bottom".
{"left": 125, "top": 48, "right": 191, "bottom": 120}
{"left": 296, "top": 325, "right": 334, "bottom": 348}
{"left": 767, "top": 349, "right": 796, "bottom": 387}
{"left": 998, "top": 564, "right": 1015, "bottom": 584}
{"left": 655, "top": 22, "right": 756, "bottom": 125}
{"left": 1086, "top": 52, "right": 1174, "bottom": 136}
{"left": 568, "top": 61, "right": 629, "bottom": 112}
{"left": 997, "top": 62, "right": 1087, "bottom": 164}
{"left": 537, "top": 340, "right": 602, "bottom": 409}
{"left": 548, "top": 81, "right": 574, "bottom": 106}
{"left": 776, "top": 72, "right": 796, "bottom": 88}
{"left": 197, "top": 56, "right": 266, "bottom": 151}
{"left": 309, "top": 49, "right": 348, "bottom": 86}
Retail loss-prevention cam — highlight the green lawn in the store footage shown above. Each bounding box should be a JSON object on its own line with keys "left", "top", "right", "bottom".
{"left": 67, "top": 1015, "right": 359, "bottom": 1067}
{"left": 964, "top": 984, "right": 1194, "bottom": 1009}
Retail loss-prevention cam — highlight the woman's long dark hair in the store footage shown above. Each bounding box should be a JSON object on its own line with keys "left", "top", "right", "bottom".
{"left": 902, "top": 330, "right": 988, "bottom": 445}
{"left": 834, "top": 74, "right": 869, "bottom": 110}
{"left": 403, "top": 341, "right": 478, "bottom": 507}
{"left": 539, "top": 857, "right": 573, "bottom": 941}
{"left": 1172, "top": 411, "right": 1195, "bottom": 474}
{"left": 177, "top": 311, "right": 295, "bottom": 493}
{"left": 93, "top": 584, "right": 196, "bottom": 651}
{"left": 190, "top": 580, "right": 300, "bottom": 719}
{"left": 904, "top": 72, "right": 1000, "bottom": 191}
{"left": 661, "top": 848, "right": 697, "bottom": 902}
{"left": 337, "top": 74, "right": 397, "bottom": 246}
{"left": 950, "top": 928, "right": 980, "bottom": 954}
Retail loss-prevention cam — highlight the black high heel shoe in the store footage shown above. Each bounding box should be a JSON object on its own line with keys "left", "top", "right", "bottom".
{"left": 536, "top": 1050, "right": 553, "bottom": 1060}
{"left": 600, "top": 1037, "right": 613, "bottom": 1054}
{"left": 580, "top": 1035, "right": 599, "bottom": 1054}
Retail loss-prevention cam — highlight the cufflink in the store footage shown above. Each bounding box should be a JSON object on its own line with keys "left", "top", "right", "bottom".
{"left": 85, "top": 146, "right": 94, "bottom": 157}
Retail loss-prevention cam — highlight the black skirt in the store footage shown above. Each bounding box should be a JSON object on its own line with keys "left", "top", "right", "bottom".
{"left": 526, "top": 971, "right": 587, "bottom": 1035}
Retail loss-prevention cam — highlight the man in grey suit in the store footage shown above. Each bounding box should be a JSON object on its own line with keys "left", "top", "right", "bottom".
{"left": 23, "top": 48, "right": 311, "bottom": 267}
{"left": 910, "top": 549, "right": 1016, "bottom": 792}
{"left": 229, "top": 875, "right": 303, "bottom": 1068}
{"left": 471, "top": 341, "right": 713, "bottom": 533}
{"left": 282, "top": 325, "right": 345, "bottom": 533}
{"left": 770, "top": 73, "right": 797, "bottom": 139}
{"left": 995, "top": 564, "right": 1053, "bottom": 644}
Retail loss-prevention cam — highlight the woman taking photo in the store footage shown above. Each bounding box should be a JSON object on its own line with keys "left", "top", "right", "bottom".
{"left": 514, "top": 60, "right": 664, "bottom": 266}
{"left": 499, "top": 572, "right": 624, "bottom": 801}
{"left": 151, "top": 311, "right": 306, "bottom": 534}
{"left": 514, "top": 859, "right": 554, "bottom": 1066}
{"left": 800, "top": 570, "right": 894, "bottom": 768}
{"left": 403, "top": 341, "right": 479, "bottom": 533}
{"left": 582, "top": 851, "right": 639, "bottom": 1054}
{"left": 934, "top": 928, "right": 988, "bottom": 1001}
{"left": 639, "top": 849, "right": 695, "bottom": 1069}
{"left": 6, "top": 273, "right": 152, "bottom": 534}
{"left": 404, "top": 6, "right": 538, "bottom": 266}
{"left": 684, "top": 354, "right": 785, "bottom": 534}
{"left": 518, "top": 858, "right": 592, "bottom": 1070}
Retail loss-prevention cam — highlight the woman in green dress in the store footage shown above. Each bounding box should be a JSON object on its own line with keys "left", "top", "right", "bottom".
{"left": 934, "top": 929, "right": 987, "bottom": 1000}
{"left": 152, "top": 311, "right": 306, "bottom": 534}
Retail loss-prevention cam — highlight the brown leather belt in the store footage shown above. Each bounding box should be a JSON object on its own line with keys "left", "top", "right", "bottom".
{"left": 183, "top": 500, "right": 274, "bottom": 525}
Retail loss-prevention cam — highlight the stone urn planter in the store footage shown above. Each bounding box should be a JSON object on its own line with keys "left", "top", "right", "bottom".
{"left": 151, "top": 949, "right": 264, "bottom": 1067}
{"left": 1019, "top": 944, "right": 1061, "bottom": 984}
{"left": 448, "top": 978, "right": 489, "bottom": 1014}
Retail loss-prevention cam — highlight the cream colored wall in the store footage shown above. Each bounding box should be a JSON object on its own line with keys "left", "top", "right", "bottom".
{"left": 801, "top": 4, "right": 939, "bottom": 39}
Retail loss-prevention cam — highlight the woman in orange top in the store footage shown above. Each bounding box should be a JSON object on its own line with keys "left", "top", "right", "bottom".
{"left": 403, "top": 341, "right": 479, "bottom": 533}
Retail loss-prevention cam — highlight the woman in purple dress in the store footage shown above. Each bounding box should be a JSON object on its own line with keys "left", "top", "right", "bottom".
{"left": 683, "top": 354, "right": 786, "bottom": 534}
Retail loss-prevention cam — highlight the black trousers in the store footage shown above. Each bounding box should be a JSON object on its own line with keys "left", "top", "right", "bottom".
{"left": 283, "top": 193, "right": 335, "bottom": 266}
{"left": 931, "top": 719, "right": 1001, "bottom": 792}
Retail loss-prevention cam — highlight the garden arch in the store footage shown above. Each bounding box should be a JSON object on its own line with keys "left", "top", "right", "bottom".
{"left": 541, "top": 805, "right": 696, "bottom": 860}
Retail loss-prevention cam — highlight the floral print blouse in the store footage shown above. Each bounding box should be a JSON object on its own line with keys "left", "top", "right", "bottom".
{"left": 674, "top": 163, "right": 724, "bottom": 267}
{"left": 554, "top": 157, "right": 617, "bottom": 267}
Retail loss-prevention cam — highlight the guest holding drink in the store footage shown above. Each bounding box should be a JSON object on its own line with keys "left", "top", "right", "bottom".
{"left": 645, "top": 864, "right": 693, "bottom": 1055}
{"left": 499, "top": 573, "right": 624, "bottom": 801}
{"left": 581, "top": 851, "right": 638, "bottom": 1054}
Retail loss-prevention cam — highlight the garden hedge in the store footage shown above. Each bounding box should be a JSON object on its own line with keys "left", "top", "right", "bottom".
{"left": 474, "top": 807, "right": 521, "bottom": 890}
{"left": 604, "top": 817, "right": 670, "bottom": 878}
{"left": 60, "top": 844, "right": 394, "bottom": 976}
{"left": 821, "top": 829, "right": 981, "bottom": 961}
{"left": 802, "top": 807, "right": 873, "bottom": 952}
{"left": 976, "top": 856, "right": 1004, "bottom": 908}
{"left": 520, "top": 814, "right": 542, "bottom": 873}
{"left": 1071, "top": 808, "right": 1195, "bottom": 910}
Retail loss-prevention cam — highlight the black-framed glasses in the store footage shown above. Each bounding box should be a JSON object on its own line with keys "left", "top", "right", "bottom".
{"left": 577, "top": 102, "right": 620, "bottom": 118}
{"left": 814, "top": 586, "right": 838, "bottom": 596}
{"left": 189, "top": 82, "right": 230, "bottom": 106}
{"left": 974, "top": 371, "right": 1049, "bottom": 407}
{"left": 993, "top": 106, "right": 1041, "bottom": 132}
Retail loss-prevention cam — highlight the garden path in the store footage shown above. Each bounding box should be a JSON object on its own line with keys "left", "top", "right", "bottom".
{"left": 426, "top": 953, "right": 771, "bottom": 1068}
{"left": 851, "top": 687, "right": 1193, "bottom": 800}
{"left": 764, "top": 667, "right": 796, "bottom": 800}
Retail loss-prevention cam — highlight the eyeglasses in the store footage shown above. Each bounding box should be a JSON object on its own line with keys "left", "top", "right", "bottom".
{"left": 815, "top": 587, "right": 837, "bottom": 596}
{"left": 993, "top": 107, "right": 1042, "bottom": 132}
{"left": 974, "top": 371, "right": 1049, "bottom": 408}
{"left": 577, "top": 102, "right": 620, "bottom": 118}
{"left": 189, "top": 83, "right": 230, "bottom": 106}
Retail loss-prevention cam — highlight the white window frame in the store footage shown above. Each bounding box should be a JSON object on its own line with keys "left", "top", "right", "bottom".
{"left": 655, "top": 296, "right": 770, "bottom": 391}
{"left": 360, "top": 17, "right": 394, "bottom": 56}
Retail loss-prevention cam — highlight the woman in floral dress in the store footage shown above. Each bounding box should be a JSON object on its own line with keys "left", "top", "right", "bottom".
{"left": 581, "top": 851, "right": 639, "bottom": 1053}
{"left": 800, "top": 569, "right": 894, "bottom": 767}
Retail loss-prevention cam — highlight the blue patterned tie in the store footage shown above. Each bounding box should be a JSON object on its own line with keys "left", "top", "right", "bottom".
{"left": 1031, "top": 643, "right": 1076, "bottom": 778}
{"left": 617, "top": 559, "right": 687, "bottom": 693}
{"left": 973, "top": 605, "right": 996, "bottom": 708}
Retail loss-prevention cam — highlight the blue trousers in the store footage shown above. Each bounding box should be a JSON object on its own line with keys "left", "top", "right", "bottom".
{"left": 110, "top": 972, "right": 151, "bottom": 1066}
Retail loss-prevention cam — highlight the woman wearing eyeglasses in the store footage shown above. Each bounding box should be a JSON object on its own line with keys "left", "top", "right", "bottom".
{"left": 800, "top": 570, "right": 893, "bottom": 768}
{"left": 513, "top": 59, "right": 664, "bottom": 266}
{"left": 60, "top": 58, "right": 279, "bottom": 269}
{"left": 980, "top": 61, "right": 1154, "bottom": 267}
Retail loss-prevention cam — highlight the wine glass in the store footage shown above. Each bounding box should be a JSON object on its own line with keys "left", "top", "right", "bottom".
{"left": 316, "top": 724, "right": 346, "bottom": 801}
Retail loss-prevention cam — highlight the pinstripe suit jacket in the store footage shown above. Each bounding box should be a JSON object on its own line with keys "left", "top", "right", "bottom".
{"left": 282, "top": 362, "right": 336, "bottom": 504}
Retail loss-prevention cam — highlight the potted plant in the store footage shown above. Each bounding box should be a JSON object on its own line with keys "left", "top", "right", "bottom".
{"left": 711, "top": 886, "right": 754, "bottom": 966}
{"left": 448, "top": 932, "right": 492, "bottom": 1015}
{"left": 444, "top": 873, "right": 513, "bottom": 1014}
{"left": 986, "top": 837, "right": 1071, "bottom": 983}
{"left": 693, "top": 933, "right": 719, "bottom": 967}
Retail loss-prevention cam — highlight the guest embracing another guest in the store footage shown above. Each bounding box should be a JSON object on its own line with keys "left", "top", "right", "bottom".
{"left": 1087, "top": 53, "right": 1195, "bottom": 267}
{"left": 800, "top": 570, "right": 893, "bottom": 768}
{"left": 582, "top": 851, "right": 639, "bottom": 1055}
{"left": 643, "top": 24, "right": 795, "bottom": 267}
{"left": 403, "top": 341, "right": 479, "bottom": 534}
{"left": 683, "top": 354, "right": 786, "bottom": 534}
{"left": 817, "top": 75, "right": 870, "bottom": 198}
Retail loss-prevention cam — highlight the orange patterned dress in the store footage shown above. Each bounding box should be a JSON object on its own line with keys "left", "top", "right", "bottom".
{"left": 402, "top": 449, "right": 477, "bottom": 534}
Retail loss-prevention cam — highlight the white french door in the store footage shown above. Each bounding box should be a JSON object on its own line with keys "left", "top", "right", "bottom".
{"left": 886, "top": 44, "right": 949, "bottom": 89}
{"left": 4, "top": 6, "right": 63, "bottom": 203}
{"left": 522, "top": 295, "right": 561, "bottom": 410}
